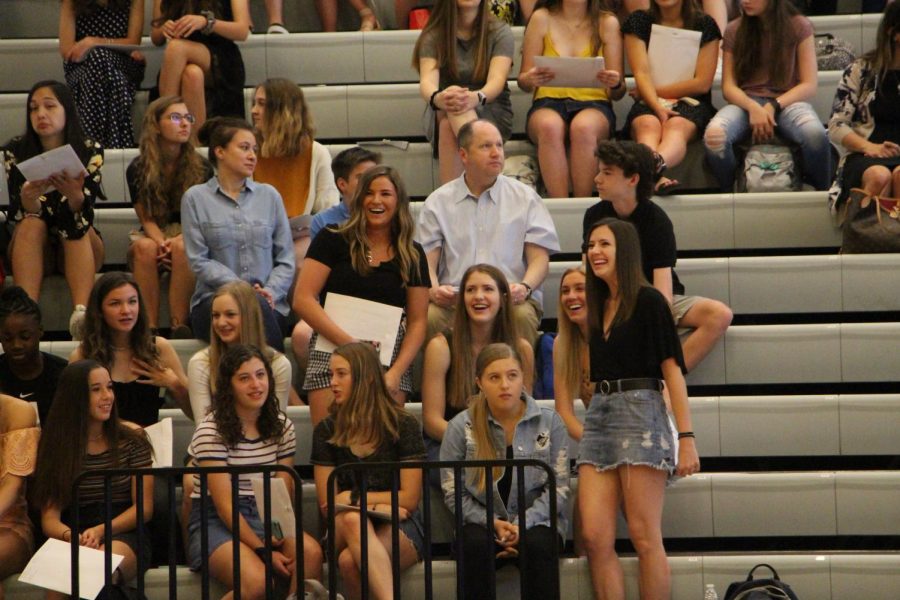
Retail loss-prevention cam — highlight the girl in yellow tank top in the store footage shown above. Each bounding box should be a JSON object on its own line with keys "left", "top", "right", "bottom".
{"left": 518, "top": 0, "right": 625, "bottom": 199}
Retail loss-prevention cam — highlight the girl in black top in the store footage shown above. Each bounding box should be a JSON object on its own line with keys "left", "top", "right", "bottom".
{"left": 577, "top": 217, "right": 699, "bottom": 600}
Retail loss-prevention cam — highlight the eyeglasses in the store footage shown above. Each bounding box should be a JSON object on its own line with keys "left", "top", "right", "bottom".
{"left": 166, "top": 113, "right": 196, "bottom": 124}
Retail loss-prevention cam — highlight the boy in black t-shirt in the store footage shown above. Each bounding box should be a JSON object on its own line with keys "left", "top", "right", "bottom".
{"left": 582, "top": 141, "right": 732, "bottom": 372}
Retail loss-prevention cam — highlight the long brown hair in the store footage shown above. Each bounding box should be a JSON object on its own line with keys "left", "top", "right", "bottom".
{"left": 134, "top": 95, "right": 208, "bottom": 225}
{"left": 555, "top": 267, "right": 587, "bottom": 401}
{"left": 863, "top": 2, "right": 900, "bottom": 85}
{"left": 446, "top": 264, "right": 518, "bottom": 411}
{"left": 328, "top": 342, "right": 404, "bottom": 449}
{"left": 732, "top": 0, "right": 800, "bottom": 90}
{"left": 412, "top": 0, "right": 497, "bottom": 83}
{"left": 207, "top": 281, "right": 276, "bottom": 397}
{"left": 255, "top": 78, "right": 314, "bottom": 158}
{"left": 333, "top": 165, "right": 423, "bottom": 285}
{"left": 33, "top": 360, "right": 149, "bottom": 509}
{"left": 80, "top": 272, "right": 160, "bottom": 370}
{"left": 649, "top": 0, "right": 702, "bottom": 30}
{"left": 211, "top": 345, "right": 285, "bottom": 448}
{"left": 584, "top": 218, "right": 649, "bottom": 336}
{"left": 467, "top": 343, "right": 523, "bottom": 492}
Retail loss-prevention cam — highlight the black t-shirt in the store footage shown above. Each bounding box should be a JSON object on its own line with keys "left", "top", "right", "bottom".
{"left": 0, "top": 351, "right": 68, "bottom": 426}
{"left": 310, "top": 412, "right": 426, "bottom": 494}
{"left": 307, "top": 228, "right": 432, "bottom": 308}
{"left": 583, "top": 200, "right": 684, "bottom": 295}
{"left": 589, "top": 286, "right": 686, "bottom": 381}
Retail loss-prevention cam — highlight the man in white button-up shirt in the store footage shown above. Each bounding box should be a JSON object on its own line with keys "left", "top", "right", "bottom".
{"left": 416, "top": 119, "right": 561, "bottom": 344}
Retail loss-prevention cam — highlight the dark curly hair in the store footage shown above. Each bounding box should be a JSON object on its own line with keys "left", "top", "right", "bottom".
{"left": 594, "top": 140, "right": 655, "bottom": 204}
{"left": 211, "top": 344, "right": 285, "bottom": 448}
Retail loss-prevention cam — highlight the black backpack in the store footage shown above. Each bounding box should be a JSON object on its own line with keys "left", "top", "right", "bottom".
{"left": 723, "top": 564, "right": 800, "bottom": 600}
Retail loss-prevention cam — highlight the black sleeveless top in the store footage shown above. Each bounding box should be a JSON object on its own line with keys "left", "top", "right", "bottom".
{"left": 113, "top": 379, "right": 164, "bottom": 427}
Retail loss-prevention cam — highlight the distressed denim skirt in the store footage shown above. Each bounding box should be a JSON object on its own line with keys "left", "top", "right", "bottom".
{"left": 576, "top": 388, "right": 676, "bottom": 481}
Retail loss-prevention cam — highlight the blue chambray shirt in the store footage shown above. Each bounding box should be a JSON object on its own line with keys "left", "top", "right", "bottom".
{"left": 182, "top": 177, "right": 295, "bottom": 315}
{"left": 439, "top": 393, "right": 570, "bottom": 537}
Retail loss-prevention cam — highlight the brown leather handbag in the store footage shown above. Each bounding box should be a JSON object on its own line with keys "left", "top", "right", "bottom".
{"left": 840, "top": 188, "right": 900, "bottom": 253}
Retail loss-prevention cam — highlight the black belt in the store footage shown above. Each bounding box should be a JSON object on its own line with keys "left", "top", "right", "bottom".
{"left": 597, "top": 378, "right": 663, "bottom": 395}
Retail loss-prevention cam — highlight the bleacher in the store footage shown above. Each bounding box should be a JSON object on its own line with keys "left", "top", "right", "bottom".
{"left": 1, "top": 3, "right": 899, "bottom": 599}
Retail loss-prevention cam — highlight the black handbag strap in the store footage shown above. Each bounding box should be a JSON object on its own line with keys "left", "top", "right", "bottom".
{"left": 747, "top": 563, "right": 781, "bottom": 582}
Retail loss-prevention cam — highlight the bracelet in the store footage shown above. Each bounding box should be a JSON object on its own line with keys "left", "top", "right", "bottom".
{"left": 521, "top": 281, "right": 533, "bottom": 300}
{"left": 677, "top": 431, "right": 696, "bottom": 440}
{"left": 201, "top": 10, "right": 216, "bottom": 35}
{"left": 429, "top": 89, "right": 441, "bottom": 110}
{"left": 610, "top": 79, "right": 624, "bottom": 91}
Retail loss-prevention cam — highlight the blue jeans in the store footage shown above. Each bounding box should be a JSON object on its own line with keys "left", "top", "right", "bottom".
{"left": 704, "top": 97, "right": 831, "bottom": 191}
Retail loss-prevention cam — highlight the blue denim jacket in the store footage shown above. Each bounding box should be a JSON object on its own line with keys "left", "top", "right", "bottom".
{"left": 439, "top": 394, "right": 569, "bottom": 536}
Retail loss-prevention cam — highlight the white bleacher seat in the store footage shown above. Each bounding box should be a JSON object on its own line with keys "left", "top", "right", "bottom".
{"left": 733, "top": 191, "right": 841, "bottom": 248}
{"left": 0, "top": 39, "right": 65, "bottom": 93}
{"left": 347, "top": 83, "right": 424, "bottom": 138}
{"left": 677, "top": 257, "right": 730, "bottom": 306}
{"left": 728, "top": 255, "right": 842, "bottom": 314}
{"left": 297, "top": 85, "right": 349, "bottom": 139}
{"left": 362, "top": 30, "right": 418, "bottom": 83}
{"left": 830, "top": 554, "right": 900, "bottom": 600}
{"left": 100, "top": 149, "right": 130, "bottom": 204}
{"left": 835, "top": 471, "right": 900, "bottom": 536}
{"left": 268, "top": 32, "right": 365, "bottom": 85}
{"left": 840, "top": 254, "right": 900, "bottom": 312}
{"left": 657, "top": 194, "right": 735, "bottom": 251}
{"left": 701, "top": 554, "right": 833, "bottom": 600}
{"left": 860, "top": 13, "right": 882, "bottom": 55}
{"left": 812, "top": 14, "right": 864, "bottom": 55}
{"left": 724, "top": 323, "right": 842, "bottom": 384}
{"left": 0, "top": 93, "right": 27, "bottom": 146}
{"left": 93, "top": 207, "right": 139, "bottom": 265}
{"left": 711, "top": 472, "right": 837, "bottom": 536}
{"left": 684, "top": 338, "right": 726, "bottom": 386}
{"left": 718, "top": 395, "right": 841, "bottom": 456}
{"left": 326, "top": 141, "right": 436, "bottom": 198}
{"left": 840, "top": 322, "right": 900, "bottom": 383}
{"left": 838, "top": 394, "right": 900, "bottom": 455}
{"left": 660, "top": 475, "right": 715, "bottom": 539}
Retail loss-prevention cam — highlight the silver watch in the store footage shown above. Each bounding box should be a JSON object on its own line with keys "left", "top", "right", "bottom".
{"left": 201, "top": 10, "right": 216, "bottom": 35}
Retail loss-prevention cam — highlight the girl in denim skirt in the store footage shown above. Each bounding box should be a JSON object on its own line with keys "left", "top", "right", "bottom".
{"left": 578, "top": 217, "right": 699, "bottom": 600}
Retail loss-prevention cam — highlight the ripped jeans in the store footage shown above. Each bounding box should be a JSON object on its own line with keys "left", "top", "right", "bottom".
{"left": 704, "top": 97, "right": 831, "bottom": 191}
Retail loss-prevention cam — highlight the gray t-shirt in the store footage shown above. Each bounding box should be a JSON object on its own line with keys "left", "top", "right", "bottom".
{"left": 418, "top": 21, "right": 515, "bottom": 138}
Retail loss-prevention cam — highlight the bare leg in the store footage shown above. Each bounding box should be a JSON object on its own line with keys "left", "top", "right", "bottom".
{"left": 158, "top": 39, "right": 211, "bottom": 127}
{"left": 62, "top": 235, "right": 99, "bottom": 307}
{"left": 8, "top": 218, "right": 48, "bottom": 300}
{"left": 678, "top": 298, "right": 732, "bottom": 372}
{"left": 394, "top": 0, "right": 418, "bottom": 28}
{"left": 891, "top": 165, "right": 900, "bottom": 196}
{"left": 334, "top": 511, "right": 409, "bottom": 600}
{"left": 656, "top": 116, "right": 697, "bottom": 171}
{"left": 620, "top": 466, "right": 670, "bottom": 600}
{"left": 168, "top": 235, "right": 195, "bottom": 327}
{"left": 527, "top": 108, "right": 569, "bottom": 198}
{"left": 130, "top": 237, "right": 162, "bottom": 327}
{"left": 314, "top": 0, "right": 338, "bottom": 31}
{"left": 104, "top": 540, "right": 139, "bottom": 583}
{"left": 631, "top": 114, "right": 663, "bottom": 153}
{"left": 0, "top": 530, "right": 31, "bottom": 595}
{"left": 291, "top": 320, "right": 313, "bottom": 388}
{"left": 208, "top": 540, "right": 270, "bottom": 600}
{"left": 578, "top": 465, "right": 625, "bottom": 600}
{"left": 264, "top": 0, "right": 284, "bottom": 25}
{"left": 569, "top": 109, "right": 610, "bottom": 198}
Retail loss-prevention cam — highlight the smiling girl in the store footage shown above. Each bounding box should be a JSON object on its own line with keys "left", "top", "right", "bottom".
{"left": 71, "top": 271, "right": 191, "bottom": 426}
{"left": 2, "top": 80, "right": 105, "bottom": 340}
{"left": 421, "top": 264, "right": 534, "bottom": 484}
{"left": 294, "top": 166, "right": 430, "bottom": 426}
{"left": 34, "top": 360, "right": 154, "bottom": 596}
{"left": 552, "top": 266, "right": 592, "bottom": 441}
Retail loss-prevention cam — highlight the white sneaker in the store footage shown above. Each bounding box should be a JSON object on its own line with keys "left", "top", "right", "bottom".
{"left": 303, "top": 580, "right": 344, "bottom": 600}
{"left": 267, "top": 23, "right": 289, "bottom": 34}
{"left": 69, "top": 304, "right": 87, "bottom": 340}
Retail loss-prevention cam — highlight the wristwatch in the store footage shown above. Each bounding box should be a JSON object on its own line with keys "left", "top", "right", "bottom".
{"left": 521, "top": 282, "right": 533, "bottom": 300}
{"left": 476, "top": 91, "right": 487, "bottom": 106}
{"left": 201, "top": 10, "right": 216, "bottom": 35}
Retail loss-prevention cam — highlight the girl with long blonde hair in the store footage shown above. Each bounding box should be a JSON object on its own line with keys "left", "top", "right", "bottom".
{"left": 439, "top": 342, "right": 569, "bottom": 600}
{"left": 312, "top": 342, "right": 425, "bottom": 600}
{"left": 294, "top": 166, "right": 430, "bottom": 426}
{"left": 127, "top": 95, "right": 212, "bottom": 335}
{"left": 552, "top": 266, "right": 592, "bottom": 440}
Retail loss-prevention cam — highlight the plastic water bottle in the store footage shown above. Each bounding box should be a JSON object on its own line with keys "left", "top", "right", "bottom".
{"left": 704, "top": 583, "right": 719, "bottom": 600}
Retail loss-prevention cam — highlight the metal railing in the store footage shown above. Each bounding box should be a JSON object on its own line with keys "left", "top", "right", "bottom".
{"left": 325, "top": 458, "right": 560, "bottom": 600}
{"left": 69, "top": 464, "right": 304, "bottom": 600}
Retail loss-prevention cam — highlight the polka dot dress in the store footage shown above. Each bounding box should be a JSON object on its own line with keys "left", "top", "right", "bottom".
{"left": 63, "top": 2, "right": 145, "bottom": 149}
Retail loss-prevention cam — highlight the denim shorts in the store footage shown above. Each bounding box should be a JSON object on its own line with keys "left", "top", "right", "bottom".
{"left": 188, "top": 495, "right": 266, "bottom": 570}
{"left": 576, "top": 387, "right": 676, "bottom": 481}
{"left": 527, "top": 97, "right": 616, "bottom": 130}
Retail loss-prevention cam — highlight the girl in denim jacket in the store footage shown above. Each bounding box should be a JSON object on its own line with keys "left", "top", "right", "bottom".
{"left": 440, "top": 343, "right": 569, "bottom": 600}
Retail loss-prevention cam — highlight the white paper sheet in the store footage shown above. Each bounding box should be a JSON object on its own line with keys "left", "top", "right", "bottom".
{"left": 18, "top": 538, "right": 124, "bottom": 599}
{"left": 647, "top": 24, "right": 702, "bottom": 88}
{"left": 251, "top": 477, "right": 297, "bottom": 539}
{"left": 533, "top": 55, "right": 606, "bottom": 88}
{"left": 15, "top": 144, "right": 87, "bottom": 188}
{"left": 313, "top": 293, "right": 403, "bottom": 366}
{"left": 144, "top": 417, "right": 173, "bottom": 468}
